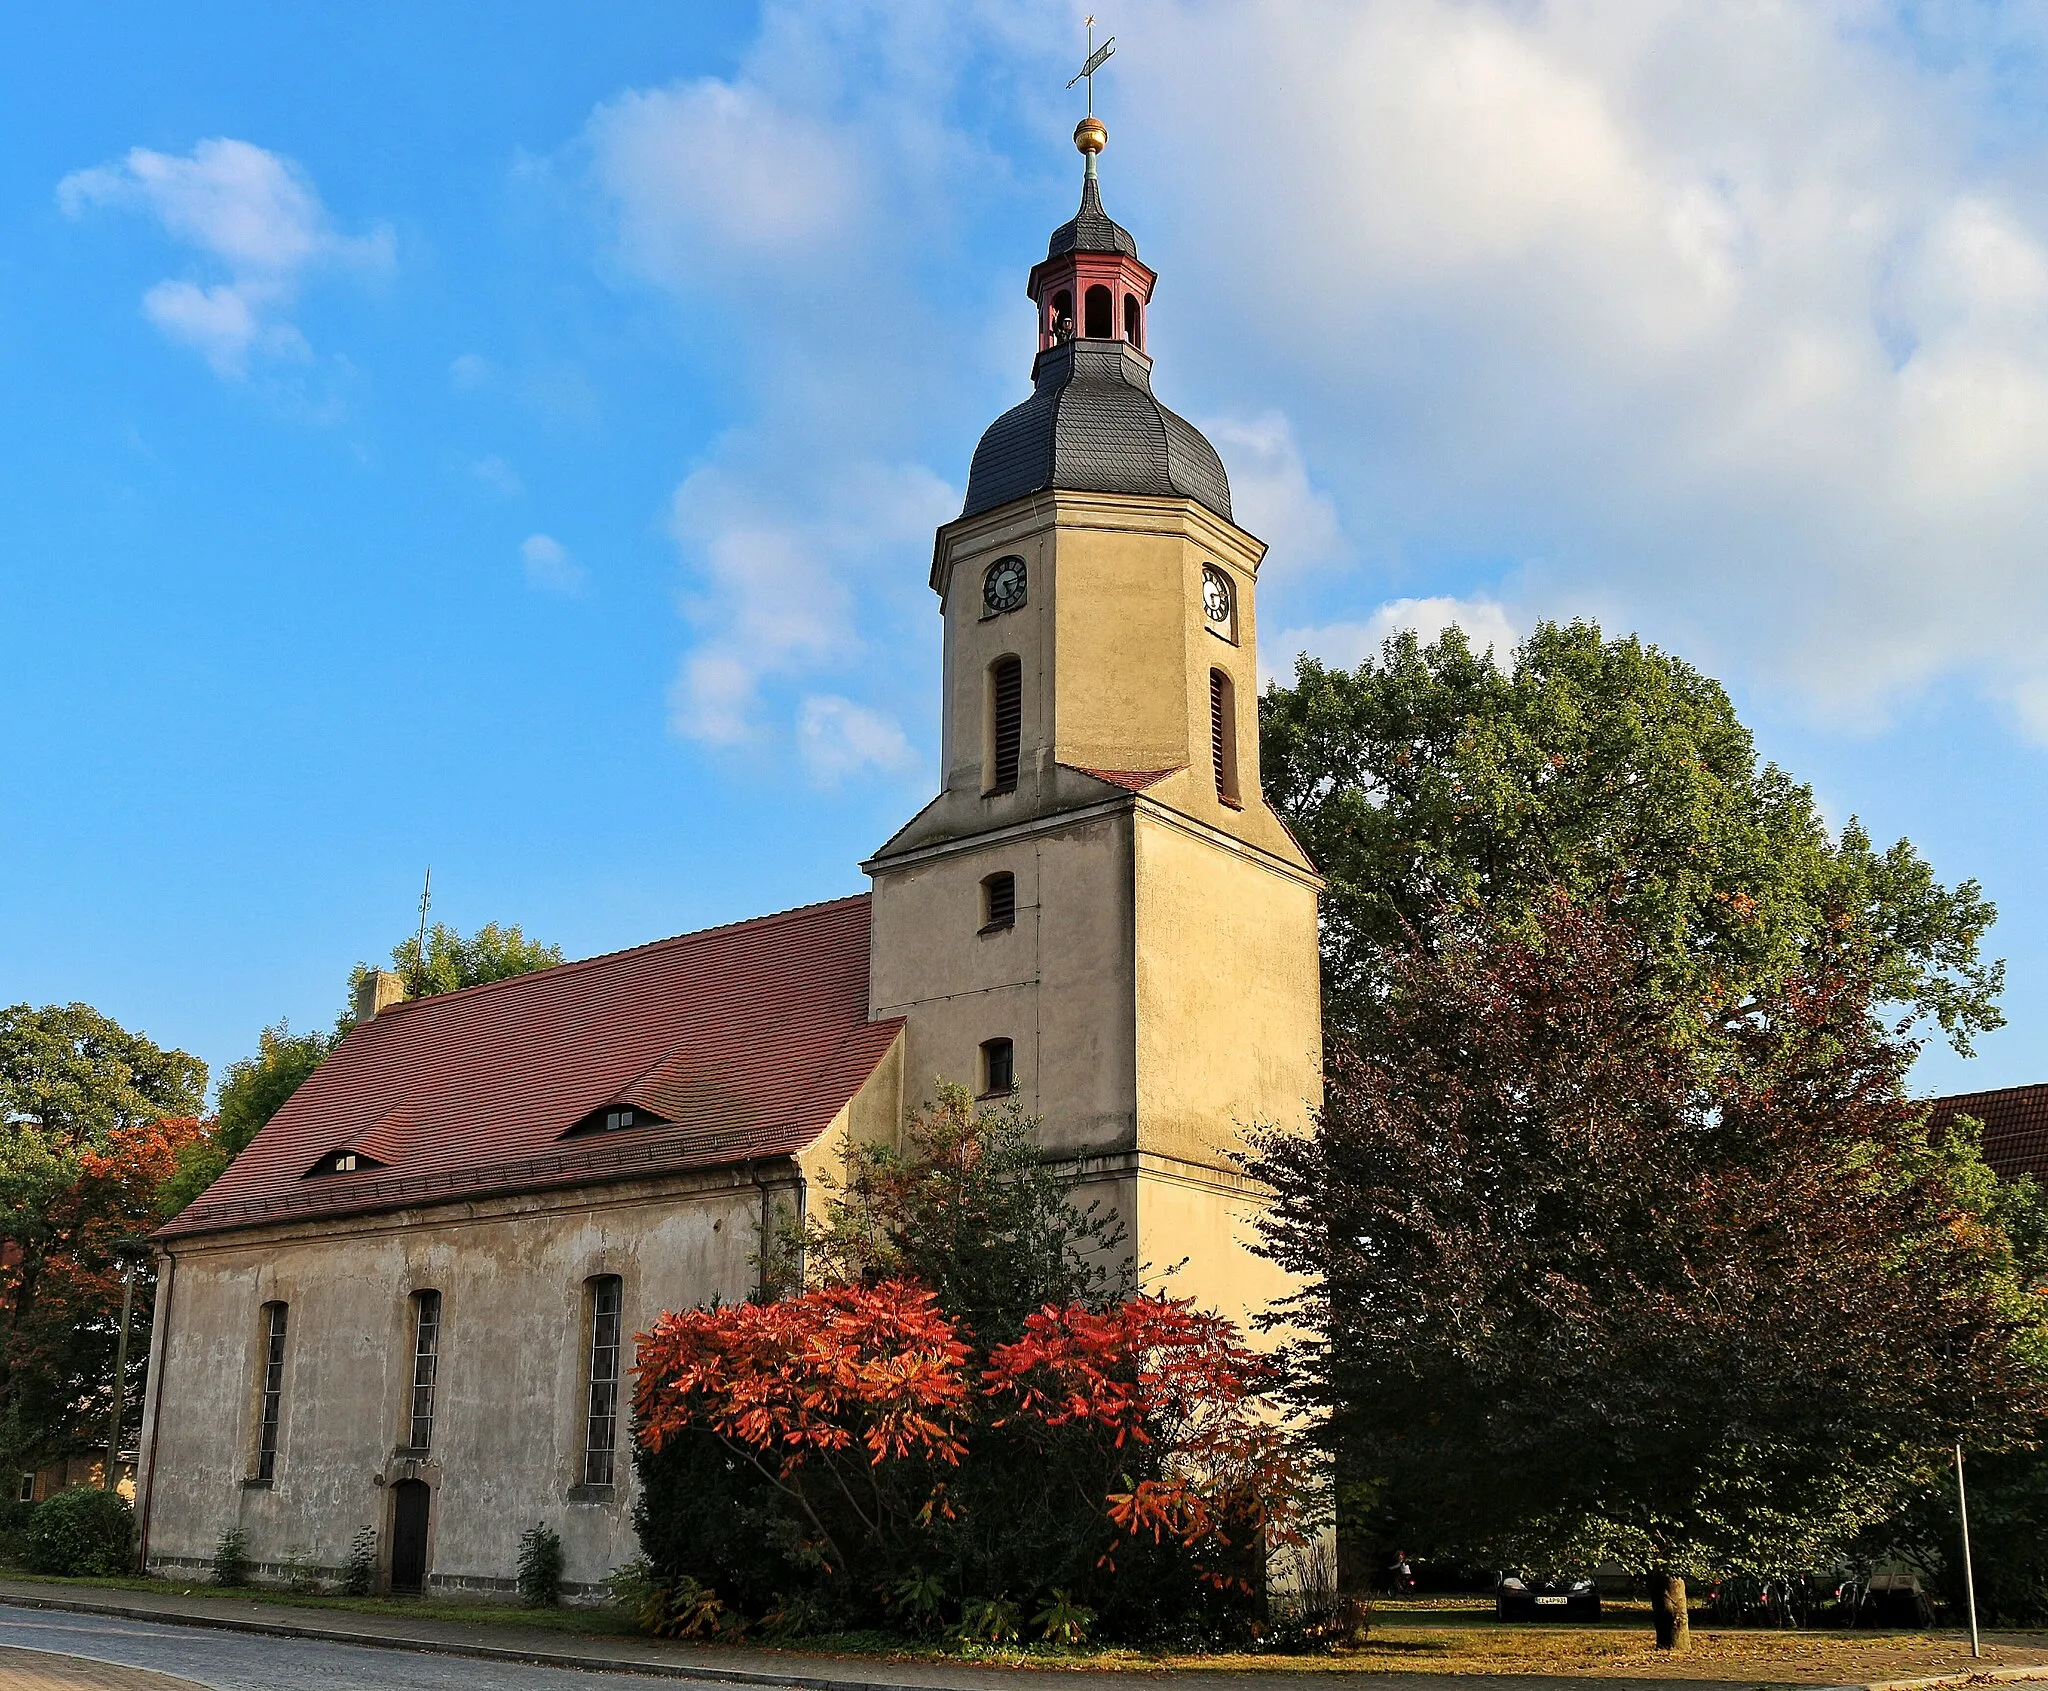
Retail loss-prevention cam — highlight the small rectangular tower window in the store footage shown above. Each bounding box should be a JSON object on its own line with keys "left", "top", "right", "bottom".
{"left": 16, "top": 1474, "right": 34, "bottom": 1504}
{"left": 986, "top": 656, "right": 1022, "bottom": 794}
{"left": 255, "top": 1301, "right": 288, "bottom": 1481}
{"left": 980, "top": 872, "right": 1016, "bottom": 932}
{"left": 583, "top": 1276, "right": 623, "bottom": 1487}
{"left": 1210, "top": 669, "right": 1241, "bottom": 808}
{"left": 407, "top": 1290, "right": 441, "bottom": 1452}
{"left": 980, "top": 1038, "right": 1016, "bottom": 1097}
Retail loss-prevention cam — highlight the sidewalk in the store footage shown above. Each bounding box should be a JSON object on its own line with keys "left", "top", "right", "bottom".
{"left": 5, "top": 1577, "right": 2048, "bottom": 1691}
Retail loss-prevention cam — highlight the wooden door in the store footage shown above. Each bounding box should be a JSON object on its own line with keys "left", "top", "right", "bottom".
{"left": 390, "top": 1479, "right": 431, "bottom": 1594}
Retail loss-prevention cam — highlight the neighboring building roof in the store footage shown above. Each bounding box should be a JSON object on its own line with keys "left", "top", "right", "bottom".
{"left": 1924, "top": 1083, "right": 2048, "bottom": 1184}
{"left": 160, "top": 895, "right": 900, "bottom": 1239}
{"left": 962, "top": 339, "right": 1233, "bottom": 524}
{"left": 1044, "top": 174, "right": 1138, "bottom": 259}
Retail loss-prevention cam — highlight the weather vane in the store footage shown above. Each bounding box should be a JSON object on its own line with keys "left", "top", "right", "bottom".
{"left": 1067, "top": 15, "right": 1115, "bottom": 115}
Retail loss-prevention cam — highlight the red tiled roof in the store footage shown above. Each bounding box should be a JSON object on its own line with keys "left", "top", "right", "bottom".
{"left": 1072, "top": 765, "right": 1182, "bottom": 793}
{"left": 161, "top": 894, "right": 899, "bottom": 1239}
{"left": 1925, "top": 1083, "right": 2048, "bottom": 1185}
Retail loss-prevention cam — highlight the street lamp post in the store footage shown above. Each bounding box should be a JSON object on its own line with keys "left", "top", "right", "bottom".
{"left": 101, "top": 1246, "right": 147, "bottom": 1494}
{"left": 1955, "top": 1442, "right": 1981, "bottom": 1660}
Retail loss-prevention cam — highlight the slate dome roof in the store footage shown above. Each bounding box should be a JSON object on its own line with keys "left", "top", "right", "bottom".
{"left": 961, "top": 176, "right": 1232, "bottom": 525}
{"left": 962, "top": 339, "right": 1232, "bottom": 524}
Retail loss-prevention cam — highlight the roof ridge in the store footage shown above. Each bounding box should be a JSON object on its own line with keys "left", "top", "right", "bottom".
{"left": 383, "top": 891, "right": 871, "bottom": 1015}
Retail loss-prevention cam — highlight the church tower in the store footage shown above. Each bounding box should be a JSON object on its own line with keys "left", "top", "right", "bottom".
{"left": 865, "top": 116, "right": 1323, "bottom": 1328}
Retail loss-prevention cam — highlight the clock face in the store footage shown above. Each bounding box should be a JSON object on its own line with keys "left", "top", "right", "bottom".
{"left": 983, "top": 555, "right": 1027, "bottom": 616}
{"left": 1202, "top": 565, "right": 1234, "bottom": 628}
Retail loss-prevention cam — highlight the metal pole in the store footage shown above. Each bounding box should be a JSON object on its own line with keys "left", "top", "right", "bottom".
{"left": 102, "top": 1261, "right": 137, "bottom": 1492}
{"left": 1955, "top": 1442, "right": 1980, "bottom": 1659}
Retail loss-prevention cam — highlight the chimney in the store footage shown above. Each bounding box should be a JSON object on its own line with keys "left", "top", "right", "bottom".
{"left": 354, "top": 969, "right": 407, "bottom": 1023}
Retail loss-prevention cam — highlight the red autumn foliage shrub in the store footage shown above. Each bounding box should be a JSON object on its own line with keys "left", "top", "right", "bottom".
{"left": 633, "top": 1277, "right": 1310, "bottom": 1640}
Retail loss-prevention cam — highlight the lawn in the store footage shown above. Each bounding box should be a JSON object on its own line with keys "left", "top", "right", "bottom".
{"left": 3, "top": 1571, "right": 2045, "bottom": 1684}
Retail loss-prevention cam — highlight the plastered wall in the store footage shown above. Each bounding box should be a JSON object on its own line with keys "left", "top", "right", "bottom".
{"left": 140, "top": 1174, "right": 765, "bottom": 1595}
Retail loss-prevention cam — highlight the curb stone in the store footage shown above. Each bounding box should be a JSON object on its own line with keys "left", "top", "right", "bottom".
{"left": 1861, "top": 1670, "right": 2048, "bottom": 1691}
{"left": 0, "top": 1593, "right": 949, "bottom": 1689}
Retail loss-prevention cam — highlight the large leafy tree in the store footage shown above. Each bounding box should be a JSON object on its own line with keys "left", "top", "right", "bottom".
{"left": 1260, "top": 622, "right": 2001, "bottom": 1056}
{"left": 1253, "top": 623, "right": 2035, "bottom": 1645}
{"left": 1246, "top": 899, "right": 2048, "bottom": 1648}
{"left": 0, "top": 1004, "right": 206, "bottom": 1474}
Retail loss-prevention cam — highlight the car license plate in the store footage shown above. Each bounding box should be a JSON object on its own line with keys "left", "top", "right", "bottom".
{"left": 1534, "top": 1596, "right": 1568, "bottom": 1606}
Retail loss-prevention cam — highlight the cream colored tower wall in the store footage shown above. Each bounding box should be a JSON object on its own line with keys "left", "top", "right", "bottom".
{"left": 1072, "top": 1167, "right": 1301, "bottom": 1341}
{"left": 867, "top": 811, "right": 1137, "bottom": 1159}
{"left": 1131, "top": 810, "right": 1323, "bottom": 1167}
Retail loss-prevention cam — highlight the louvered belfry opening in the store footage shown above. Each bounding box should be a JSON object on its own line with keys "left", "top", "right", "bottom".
{"left": 982, "top": 871, "right": 1016, "bottom": 931}
{"left": 989, "top": 656, "right": 1023, "bottom": 792}
{"left": 1210, "top": 668, "right": 1239, "bottom": 805}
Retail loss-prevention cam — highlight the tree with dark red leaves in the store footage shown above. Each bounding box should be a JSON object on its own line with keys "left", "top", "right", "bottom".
{"left": 1247, "top": 897, "right": 2048, "bottom": 1651}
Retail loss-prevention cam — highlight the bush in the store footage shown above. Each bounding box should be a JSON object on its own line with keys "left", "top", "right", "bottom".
{"left": 517, "top": 1522, "right": 564, "bottom": 1608}
{"left": 211, "top": 1526, "right": 251, "bottom": 1587}
{"left": 342, "top": 1525, "right": 377, "bottom": 1596}
{"left": 0, "top": 1498, "right": 36, "bottom": 1568}
{"left": 24, "top": 1487, "right": 133, "bottom": 1577}
{"left": 631, "top": 1087, "right": 1311, "bottom": 1646}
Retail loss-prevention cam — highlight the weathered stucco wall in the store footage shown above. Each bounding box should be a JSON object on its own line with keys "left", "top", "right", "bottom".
{"left": 141, "top": 1169, "right": 772, "bottom": 1595}
{"left": 868, "top": 810, "right": 1137, "bottom": 1157}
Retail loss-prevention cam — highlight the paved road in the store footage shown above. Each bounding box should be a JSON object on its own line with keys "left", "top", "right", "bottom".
{"left": 0, "top": 1606, "right": 725, "bottom": 1691}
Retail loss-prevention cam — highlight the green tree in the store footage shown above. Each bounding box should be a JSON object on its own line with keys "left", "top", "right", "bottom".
{"left": 0, "top": 1004, "right": 205, "bottom": 1146}
{"left": 353, "top": 920, "right": 564, "bottom": 1013}
{"left": 785, "top": 1081, "right": 1127, "bottom": 1342}
{"left": 1259, "top": 621, "right": 2002, "bottom": 1056}
{"left": 1253, "top": 622, "right": 2034, "bottom": 1646}
{"left": 0, "top": 1004, "right": 205, "bottom": 1475}
{"left": 157, "top": 1023, "right": 331, "bottom": 1217}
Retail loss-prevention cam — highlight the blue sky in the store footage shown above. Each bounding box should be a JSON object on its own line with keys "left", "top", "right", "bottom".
{"left": 4, "top": 1, "right": 2046, "bottom": 1100}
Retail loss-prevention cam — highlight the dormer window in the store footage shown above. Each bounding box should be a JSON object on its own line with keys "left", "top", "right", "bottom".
{"left": 564, "top": 1104, "right": 669, "bottom": 1138}
{"left": 306, "top": 1149, "right": 383, "bottom": 1178}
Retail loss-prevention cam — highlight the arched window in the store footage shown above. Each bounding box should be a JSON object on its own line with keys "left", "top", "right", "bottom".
{"left": 583, "top": 1276, "right": 623, "bottom": 1487}
{"left": 980, "top": 1038, "right": 1016, "bottom": 1097}
{"left": 1210, "top": 669, "right": 1241, "bottom": 807}
{"left": 1123, "top": 294, "right": 1141, "bottom": 346}
{"left": 1050, "top": 290, "right": 1074, "bottom": 342}
{"left": 980, "top": 871, "right": 1016, "bottom": 932}
{"left": 1084, "top": 284, "right": 1113, "bottom": 339}
{"left": 406, "top": 1290, "right": 441, "bottom": 1453}
{"left": 254, "top": 1301, "right": 288, "bottom": 1481}
{"left": 986, "top": 656, "right": 1022, "bottom": 794}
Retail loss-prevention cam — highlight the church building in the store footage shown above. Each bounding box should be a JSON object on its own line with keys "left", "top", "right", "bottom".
{"left": 136, "top": 118, "right": 1324, "bottom": 1597}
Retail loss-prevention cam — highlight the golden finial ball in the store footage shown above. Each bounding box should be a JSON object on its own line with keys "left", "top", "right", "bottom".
{"left": 1074, "top": 115, "right": 1107, "bottom": 155}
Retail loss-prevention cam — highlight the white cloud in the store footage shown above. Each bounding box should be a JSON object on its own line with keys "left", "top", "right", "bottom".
{"left": 58, "top": 137, "right": 390, "bottom": 377}
{"left": 798, "top": 694, "right": 919, "bottom": 784}
{"left": 470, "top": 455, "right": 525, "bottom": 498}
{"left": 1114, "top": 1, "right": 2048, "bottom": 734}
{"left": 664, "top": 458, "right": 953, "bottom": 747}
{"left": 1271, "top": 596, "right": 1520, "bottom": 685}
{"left": 520, "top": 533, "right": 584, "bottom": 595}
{"left": 1200, "top": 413, "right": 1342, "bottom": 568}
{"left": 588, "top": 80, "right": 861, "bottom": 289}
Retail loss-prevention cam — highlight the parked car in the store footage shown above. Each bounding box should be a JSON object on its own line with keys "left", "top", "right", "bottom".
{"left": 1496, "top": 1574, "right": 1601, "bottom": 1620}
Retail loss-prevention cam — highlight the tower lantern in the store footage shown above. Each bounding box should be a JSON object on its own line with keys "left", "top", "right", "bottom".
{"left": 1027, "top": 121, "right": 1154, "bottom": 352}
